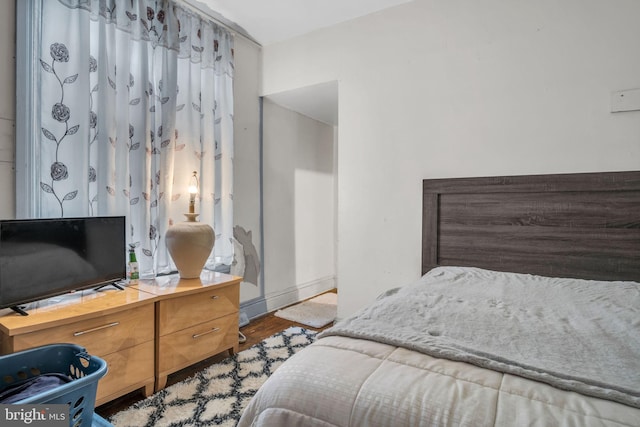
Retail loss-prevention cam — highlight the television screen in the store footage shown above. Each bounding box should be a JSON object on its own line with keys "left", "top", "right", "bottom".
{"left": 0, "top": 216, "right": 126, "bottom": 311}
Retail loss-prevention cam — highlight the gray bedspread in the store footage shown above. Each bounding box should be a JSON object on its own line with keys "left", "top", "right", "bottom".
{"left": 320, "top": 266, "right": 640, "bottom": 408}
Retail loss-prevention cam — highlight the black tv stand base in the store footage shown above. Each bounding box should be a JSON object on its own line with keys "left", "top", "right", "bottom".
{"left": 94, "top": 281, "right": 125, "bottom": 292}
{"left": 10, "top": 306, "right": 28, "bottom": 316}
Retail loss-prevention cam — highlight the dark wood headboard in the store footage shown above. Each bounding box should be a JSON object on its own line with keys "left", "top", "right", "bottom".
{"left": 422, "top": 171, "right": 640, "bottom": 281}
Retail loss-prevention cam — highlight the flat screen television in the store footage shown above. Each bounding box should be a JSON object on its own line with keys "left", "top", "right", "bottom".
{"left": 0, "top": 216, "right": 126, "bottom": 315}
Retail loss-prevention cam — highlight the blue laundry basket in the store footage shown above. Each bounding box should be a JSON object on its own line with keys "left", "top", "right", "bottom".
{"left": 0, "top": 343, "right": 108, "bottom": 427}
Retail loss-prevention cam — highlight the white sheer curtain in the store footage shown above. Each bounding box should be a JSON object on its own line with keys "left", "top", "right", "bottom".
{"left": 31, "top": 0, "right": 234, "bottom": 277}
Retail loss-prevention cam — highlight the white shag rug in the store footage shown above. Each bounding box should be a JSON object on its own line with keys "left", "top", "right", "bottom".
{"left": 108, "top": 327, "right": 317, "bottom": 427}
{"left": 274, "top": 292, "right": 337, "bottom": 328}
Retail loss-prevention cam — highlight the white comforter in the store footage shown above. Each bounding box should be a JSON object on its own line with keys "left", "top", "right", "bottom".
{"left": 238, "top": 335, "right": 640, "bottom": 426}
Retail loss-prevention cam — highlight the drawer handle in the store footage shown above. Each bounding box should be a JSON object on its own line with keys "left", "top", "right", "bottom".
{"left": 73, "top": 322, "right": 120, "bottom": 336}
{"left": 210, "top": 295, "right": 220, "bottom": 300}
{"left": 192, "top": 327, "right": 220, "bottom": 339}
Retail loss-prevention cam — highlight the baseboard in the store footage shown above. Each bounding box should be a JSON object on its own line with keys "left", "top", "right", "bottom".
{"left": 240, "top": 275, "right": 336, "bottom": 322}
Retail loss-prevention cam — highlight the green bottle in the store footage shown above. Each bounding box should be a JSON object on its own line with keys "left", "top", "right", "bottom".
{"left": 128, "top": 245, "right": 139, "bottom": 284}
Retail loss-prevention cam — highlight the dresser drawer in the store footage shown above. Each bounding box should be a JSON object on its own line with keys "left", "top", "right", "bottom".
{"left": 96, "top": 340, "right": 154, "bottom": 405}
{"left": 158, "top": 285, "right": 239, "bottom": 336}
{"left": 12, "top": 303, "right": 154, "bottom": 355}
{"left": 157, "top": 312, "right": 238, "bottom": 374}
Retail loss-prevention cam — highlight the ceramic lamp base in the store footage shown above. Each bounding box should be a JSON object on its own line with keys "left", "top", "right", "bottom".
{"left": 165, "top": 214, "right": 215, "bottom": 279}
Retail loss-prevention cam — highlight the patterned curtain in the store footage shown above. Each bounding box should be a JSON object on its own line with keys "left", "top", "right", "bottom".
{"left": 34, "top": 0, "right": 234, "bottom": 277}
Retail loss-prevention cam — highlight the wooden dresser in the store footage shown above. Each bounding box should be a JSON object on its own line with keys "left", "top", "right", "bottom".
{"left": 133, "top": 271, "right": 241, "bottom": 391}
{"left": 0, "top": 271, "right": 241, "bottom": 403}
{"left": 0, "top": 287, "right": 156, "bottom": 406}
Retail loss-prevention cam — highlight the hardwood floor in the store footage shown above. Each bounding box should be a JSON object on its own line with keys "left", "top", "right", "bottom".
{"left": 95, "top": 290, "right": 337, "bottom": 419}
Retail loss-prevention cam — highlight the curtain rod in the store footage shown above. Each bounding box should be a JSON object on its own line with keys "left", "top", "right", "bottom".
{"left": 177, "top": 0, "right": 262, "bottom": 47}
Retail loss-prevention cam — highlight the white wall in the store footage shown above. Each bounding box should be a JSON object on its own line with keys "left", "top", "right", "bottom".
{"left": 232, "top": 36, "right": 263, "bottom": 305}
{"left": 261, "top": 0, "right": 640, "bottom": 319}
{"left": 235, "top": 40, "right": 337, "bottom": 318}
{"left": 261, "top": 99, "right": 336, "bottom": 312}
{"left": 0, "top": 0, "right": 15, "bottom": 219}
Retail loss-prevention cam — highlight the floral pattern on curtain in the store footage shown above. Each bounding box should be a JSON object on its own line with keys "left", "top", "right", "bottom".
{"left": 37, "top": 0, "right": 234, "bottom": 277}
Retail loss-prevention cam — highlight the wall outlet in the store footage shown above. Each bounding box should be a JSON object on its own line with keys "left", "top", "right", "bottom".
{"left": 611, "top": 88, "right": 640, "bottom": 112}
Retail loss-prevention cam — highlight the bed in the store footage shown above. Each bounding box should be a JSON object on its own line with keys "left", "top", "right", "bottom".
{"left": 238, "top": 171, "right": 640, "bottom": 427}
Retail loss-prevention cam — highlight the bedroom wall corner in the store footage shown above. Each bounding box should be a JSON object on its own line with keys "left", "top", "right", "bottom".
{"left": 0, "top": 0, "right": 16, "bottom": 219}
{"left": 260, "top": 98, "right": 336, "bottom": 315}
